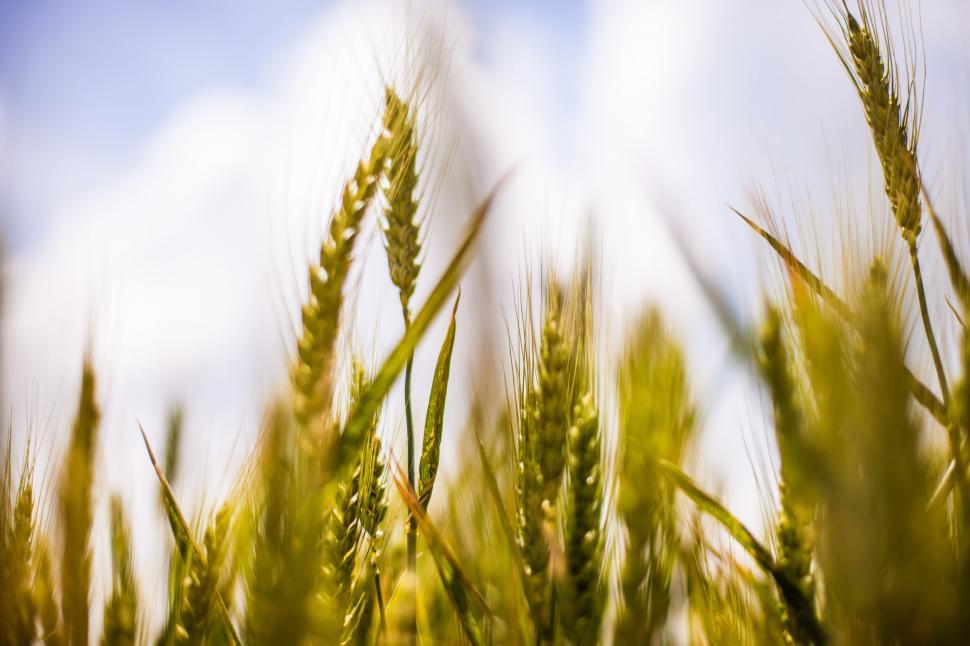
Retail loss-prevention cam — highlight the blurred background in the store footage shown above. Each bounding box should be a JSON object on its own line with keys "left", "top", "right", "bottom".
{"left": 1, "top": 0, "right": 969, "bottom": 627}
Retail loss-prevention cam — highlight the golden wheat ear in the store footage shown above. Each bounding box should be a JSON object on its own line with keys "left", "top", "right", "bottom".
{"left": 2, "top": 451, "right": 37, "bottom": 644}
{"left": 292, "top": 103, "right": 395, "bottom": 428}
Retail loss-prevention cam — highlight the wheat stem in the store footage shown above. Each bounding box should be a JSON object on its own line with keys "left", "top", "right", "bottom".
{"left": 60, "top": 361, "right": 99, "bottom": 646}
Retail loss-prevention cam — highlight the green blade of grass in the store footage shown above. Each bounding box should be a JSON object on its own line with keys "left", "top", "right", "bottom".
{"left": 393, "top": 465, "right": 491, "bottom": 646}
{"left": 138, "top": 423, "right": 241, "bottom": 646}
{"left": 731, "top": 206, "right": 949, "bottom": 427}
{"left": 918, "top": 179, "right": 970, "bottom": 309}
{"left": 417, "top": 293, "right": 461, "bottom": 510}
{"left": 657, "top": 458, "right": 826, "bottom": 645}
{"left": 472, "top": 425, "right": 519, "bottom": 568}
{"left": 657, "top": 458, "right": 773, "bottom": 569}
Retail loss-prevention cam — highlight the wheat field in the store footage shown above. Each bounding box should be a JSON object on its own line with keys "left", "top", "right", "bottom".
{"left": 2, "top": 2, "right": 970, "bottom": 644}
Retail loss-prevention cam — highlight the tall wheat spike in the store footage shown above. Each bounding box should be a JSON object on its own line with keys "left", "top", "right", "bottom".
{"left": 831, "top": 0, "right": 964, "bottom": 491}
{"left": 534, "top": 285, "right": 571, "bottom": 523}
{"left": 101, "top": 497, "right": 138, "bottom": 646}
{"left": 353, "top": 365, "right": 389, "bottom": 640}
{"left": 381, "top": 87, "right": 422, "bottom": 316}
{"left": 380, "top": 86, "right": 423, "bottom": 590}
{"left": 836, "top": 4, "right": 922, "bottom": 241}
{"left": 758, "top": 305, "right": 815, "bottom": 644}
{"left": 515, "top": 279, "right": 571, "bottom": 642}
{"left": 2, "top": 462, "right": 37, "bottom": 644}
{"left": 59, "top": 361, "right": 100, "bottom": 646}
{"left": 320, "top": 460, "right": 364, "bottom": 641}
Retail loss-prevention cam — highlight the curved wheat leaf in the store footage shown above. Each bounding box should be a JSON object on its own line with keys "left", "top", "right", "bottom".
{"left": 417, "top": 293, "right": 460, "bottom": 510}
{"left": 658, "top": 458, "right": 826, "bottom": 645}
{"left": 393, "top": 466, "right": 490, "bottom": 646}
{"left": 731, "top": 206, "right": 948, "bottom": 427}
{"left": 138, "top": 424, "right": 241, "bottom": 646}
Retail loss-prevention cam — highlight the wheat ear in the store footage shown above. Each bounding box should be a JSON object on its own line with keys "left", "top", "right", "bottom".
{"left": 100, "top": 496, "right": 138, "bottom": 646}
{"left": 562, "top": 392, "right": 603, "bottom": 645}
{"left": 614, "top": 310, "right": 694, "bottom": 643}
{"left": 178, "top": 504, "right": 234, "bottom": 643}
{"left": 758, "top": 306, "right": 816, "bottom": 644}
{"left": 291, "top": 108, "right": 395, "bottom": 427}
{"left": 382, "top": 87, "right": 422, "bottom": 316}
{"left": 2, "top": 467, "right": 37, "bottom": 644}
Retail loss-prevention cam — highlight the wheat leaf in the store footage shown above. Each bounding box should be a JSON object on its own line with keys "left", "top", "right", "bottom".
{"left": 417, "top": 293, "right": 460, "bottom": 509}
{"left": 392, "top": 466, "right": 491, "bottom": 645}
{"left": 731, "top": 206, "right": 949, "bottom": 427}
{"left": 657, "top": 457, "right": 826, "bottom": 645}
{"left": 138, "top": 424, "right": 241, "bottom": 646}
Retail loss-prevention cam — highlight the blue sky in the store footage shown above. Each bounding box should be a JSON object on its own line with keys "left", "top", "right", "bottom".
{"left": 0, "top": 0, "right": 586, "bottom": 246}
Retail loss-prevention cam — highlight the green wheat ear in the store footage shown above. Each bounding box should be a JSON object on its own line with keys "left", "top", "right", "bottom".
{"left": 840, "top": 7, "right": 922, "bottom": 242}
{"left": 382, "top": 87, "right": 422, "bottom": 316}
{"left": 101, "top": 496, "right": 138, "bottom": 646}
{"left": 291, "top": 104, "right": 394, "bottom": 428}
{"left": 614, "top": 309, "right": 695, "bottom": 644}
{"left": 178, "top": 503, "right": 235, "bottom": 644}
{"left": 757, "top": 305, "right": 815, "bottom": 644}
{"left": 514, "top": 277, "right": 569, "bottom": 641}
{"left": 534, "top": 282, "right": 571, "bottom": 522}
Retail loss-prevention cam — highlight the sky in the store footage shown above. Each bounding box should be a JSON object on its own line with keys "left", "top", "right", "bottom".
{"left": 1, "top": 0, "right": 969, "bottom": 628}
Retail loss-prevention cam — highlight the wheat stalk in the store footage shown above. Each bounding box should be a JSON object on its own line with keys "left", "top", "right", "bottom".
{"left": 59, "top": 361, "right": 100, "bottom": 646}
{"left": 380, "top": 86, "right": 423, "bottom": 593}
